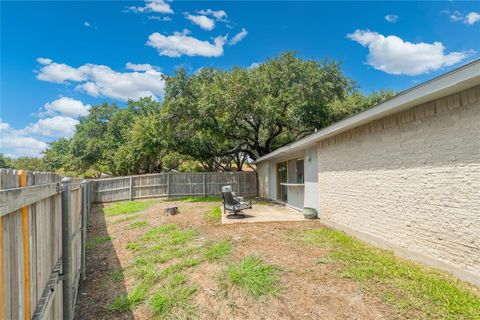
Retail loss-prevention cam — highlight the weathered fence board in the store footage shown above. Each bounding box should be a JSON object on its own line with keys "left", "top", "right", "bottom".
{"left": 0, "top": 169, "right": 93, "bottom": 320}
{"left": 93, "top": 171, "right": 258, "bottom": 203}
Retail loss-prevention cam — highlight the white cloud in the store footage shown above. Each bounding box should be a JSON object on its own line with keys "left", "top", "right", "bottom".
{"left": 36, "top": 57, "right": 52, "bottom": 65}
{"left": 197, "top": 9, "right": 227, "bottom": 22}
{"left": 186, "top": 14, "right": 215, "bottom": 30}
{"left": 228, "top": 28, "right": 248, "bottom": 45}
{"left": 26, "top": 116, "right": 78, "bottom": 138}
{"left": 147, "top": 30, "right": 227, "bottom": 57}
{"left": 449, "top": 11, "right": 464, "bottom": 22}
{"left": 248, "top": 62, "right": 260, "bottom": 69}
{"left": 37, "top": 59, "right": 165, "bottom": 101}
{"left": 385, "top": 14, "right": 399, "bottom": 23}
{"left": 42, "top": 97, "right": 91, "bottom": 118}
{"left": 1, "top": 96, "right": 86, "bottom": 157}
{"left": 127, "top": 0, "right": 173, "bottom": 14}
{"left": 443, "top": 10, "right": 480, "bottom": 25}
{"left": 148, "top": 15, "right": 172, "bottom": 21}
{"left": 36, "top": 60, "right": 87, "bottom": 83}
{"left": 465, "top": 12, "right": 480, "bottom": 25}
{"left": 84, "top": 21, "right": 98, "bottom": 29}
{"left": 125, "top": 62, "right": 159, "bottom": 72}
{"left": 347, "top": 29, "right": 472, "bottom": 76}
{"left": 0, "top": 120, "right": 48, "bottom": 157}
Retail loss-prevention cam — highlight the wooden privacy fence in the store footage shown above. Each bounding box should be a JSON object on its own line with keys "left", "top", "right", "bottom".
{"left": 93, "top": 171, "right": 257, "bottom": 203}
{"left": 0, "top": 169, "right": 93, "bottom": 320}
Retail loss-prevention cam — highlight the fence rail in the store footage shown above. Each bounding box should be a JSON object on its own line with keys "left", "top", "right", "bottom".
{"left": 93, "top": 171, "right": 257, "bottom": 203}
{"left": 0, "top": 169, "right": 93, "bottom": 320}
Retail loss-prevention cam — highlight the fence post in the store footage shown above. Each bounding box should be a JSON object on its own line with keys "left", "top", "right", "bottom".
{"left": 203, "top": 173, "right": 206, "bottom": 197}
{"left": 166, "top": 173, "right": 170, "bottom": 198}
{"left": 80, "top": 180, "right": 87, "bottom": 281}
{"left": 86, "top": 181, "right": 90, "bottom": 221}
{"left": 61, "top": 177, "right": 73, "bottom": 320}
{"left": 129, "top": 176, "right": 134, "bottom": 201}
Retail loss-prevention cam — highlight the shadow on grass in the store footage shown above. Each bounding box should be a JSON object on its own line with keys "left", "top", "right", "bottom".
{"left": 74, "top": 204, "right": 134, "bottom": 320}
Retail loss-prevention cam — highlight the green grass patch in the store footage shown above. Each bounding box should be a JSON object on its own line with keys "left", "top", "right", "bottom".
{"left": 293, "top": 228, "right": 480, "bottom": 319}
{"left": 86, "top": 235, "right": 112, "bottom": 249}
{"left": 160, "top": 258, "right": 203, "bottom": 278}
{"left": 109, "top": 268, "right": 124, "bottom": 282}
{"left": 147, "top": 246, "right": 201, "bottom": 264}
{"left": 226, "top": 255, "right": 281, "bottom": 297}
{"left": 143, "top": 224, "right": 179, "bottom": 240}
{"left": 103, "top": 200, "right": 156, "bottom": 216}
{"left": 126, "top": 242, "right": 141, "bottom": 251}
{"left": 113, "top": 212, "right": 142, "bottom": 224}
{"left": 203, "top": 241, "right": 233, "bottom": 262}
{"left": 108, "top": 281, "right": 149, "bottom": 312}
{"left": 112, "top": 223, "right": 205, "bottom": 315}
{"left": 132, "top": 262, "right": 159, "bottom": 283}
{"left": 205, "top": 206, "right": 222, "bottom": 221}
{"left": 143, "top": 225, "right": 198, "bottom": 246}
{"left": 149, "top": 276, "right": 197, "bottom": 319}
{"left": 129, "top": 220, "right": 149, "bottom": 229}
{"left": 171, "top": 196, "right": 221, "bottom": 203}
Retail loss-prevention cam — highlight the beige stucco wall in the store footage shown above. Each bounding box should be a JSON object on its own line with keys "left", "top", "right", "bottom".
{"left": 256, "top": 160, "right": 270, "bottom": 199}
{"left": 317, "top": 85, "right": 480, "bottom": 284}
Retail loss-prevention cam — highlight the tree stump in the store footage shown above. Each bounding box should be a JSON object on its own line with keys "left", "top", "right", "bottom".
{"left": 164, "top": 206, "right": 179, "bottom": 216}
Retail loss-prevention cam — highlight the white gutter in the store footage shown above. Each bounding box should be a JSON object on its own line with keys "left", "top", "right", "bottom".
{"left": 254, "top": 59, "right": 480, "bottom": 164}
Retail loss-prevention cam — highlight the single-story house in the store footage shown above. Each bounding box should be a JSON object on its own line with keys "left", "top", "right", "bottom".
{"left": 254, "top": 59, "right": 480, "bottom": 285}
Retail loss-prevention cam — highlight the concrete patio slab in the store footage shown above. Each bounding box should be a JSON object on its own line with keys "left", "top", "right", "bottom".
{"left": 221, "top": 203, "right": 306, "bottom": 224}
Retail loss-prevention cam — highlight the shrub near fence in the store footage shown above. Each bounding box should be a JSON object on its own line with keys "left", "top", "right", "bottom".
{"left": 93, "top": 171, "right": 258, "bottom": 203}
{"left": 0, "top": 169, "right": 93, "bottom": 320}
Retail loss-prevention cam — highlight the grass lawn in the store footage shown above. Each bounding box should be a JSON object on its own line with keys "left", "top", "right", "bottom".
{"left": 102, "top": 200, "right": 158, "bottom": 216}
{"left": 75, "top": 199, "right": 480, "bottom": 320}
{"left": 290, "top": 228, "right": 480, "bottom": 319}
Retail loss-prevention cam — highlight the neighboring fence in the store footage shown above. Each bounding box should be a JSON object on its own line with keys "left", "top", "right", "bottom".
{"left": 0, "top": 169, "right": 93, "bottom": 320}
{"left": 93, "top": 171, "right": 257, "bottom": 203}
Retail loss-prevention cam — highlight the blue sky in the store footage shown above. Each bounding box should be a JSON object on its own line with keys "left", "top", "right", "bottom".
{"left": 1, "top": 1, "right": 479, "bottom": 157}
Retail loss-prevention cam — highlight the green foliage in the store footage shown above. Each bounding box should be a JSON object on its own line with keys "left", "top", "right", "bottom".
{"left": 112, "top": 223, "right": 203, "bottom": 315}
{"left": 328, "top": 90, "right": 396, "bottom": 123}
{"left": 0, "top": 154, "right": 49, "bottom": 171}
{"left": 40, "top": 52, "right": 394, "bottom": 176}
{"left": 108, "top": 281, "right": 149, "bottom": 312}
{"left": 149, "top": 276, "right": 197, "bottom": 319}
{"left": 203, "top": 241, "right": 233, "bottom": 262}
{"left": 160, "top": 258, "right": 202, "bottom": 278}
{"left": 86, "top": 235, "right": 112, "bottom": 249}
{"left": 126, "top": 242, "right": 141, "bottom": 251}
{"left": 42, "top": 138, "right": 73, "bottom": 173}
{"left": 0, "top": 153, "right": 13, "bottom": 168}
{"left": 293, "top": 228, "right": 480, "bottom": 319}
{"left": 161, "top": 52, "right": 358, "bottom": 162}
{"left": 109, "top": 268, "right": 125, "bottom": 282}
{"left": 102, "top": 200, "right": 156, "bottom": 216}
{"left": 9, "top": 157, "right": 47, "bottom": 171}
{"left": 142, "top": 225, "right": 198, "bottom": 247}
{"left": 226, "top": 256, "right": 281, "bottom": 297}
{"left": 142, "top": 223, "right": 179, "bottom": 240}
{"left": 205, "top": 206, "right": 222, "bottom": 221}
{"left": 129, "top": 220, "right": 149, "bottom": 229}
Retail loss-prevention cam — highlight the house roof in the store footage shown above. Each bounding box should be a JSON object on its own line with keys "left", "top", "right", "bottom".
{"left": 254, "top": 59, "right": 480, "bottom": 164}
